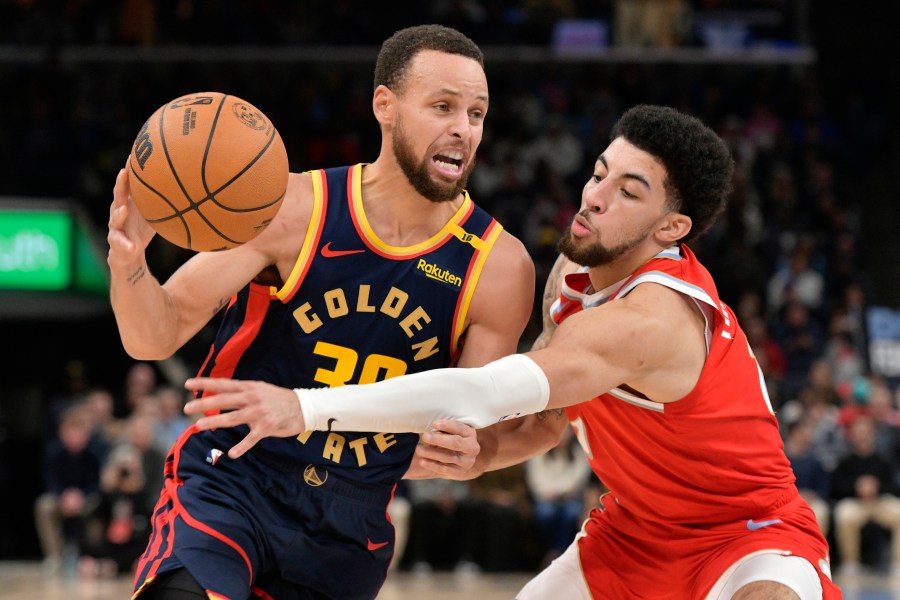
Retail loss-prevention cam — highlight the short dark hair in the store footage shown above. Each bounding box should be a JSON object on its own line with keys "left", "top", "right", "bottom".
{"left": 611, "top": 104, "right": 734, "bottom": 244}
{"left": 374, "top": 24, "right": 484, "bottom": 93}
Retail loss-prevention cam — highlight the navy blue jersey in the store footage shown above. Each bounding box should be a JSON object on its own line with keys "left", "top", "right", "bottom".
{"left": 195, "top": 164, "right": 502, "bottom": 484}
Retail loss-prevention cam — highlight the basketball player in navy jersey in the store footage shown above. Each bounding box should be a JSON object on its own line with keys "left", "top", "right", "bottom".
{"left": 107, "top": 24, "right": 534, "bottom": 600}
{"left": 185, "top": 105, "right": 842, "bottom": 599}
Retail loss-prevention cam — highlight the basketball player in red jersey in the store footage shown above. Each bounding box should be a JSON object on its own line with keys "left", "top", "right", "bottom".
{"left": 186, "top": 105, "right": 842, "bottom": 599}
{"left": 107, "top": 25, "right": 534, "bottom": 600}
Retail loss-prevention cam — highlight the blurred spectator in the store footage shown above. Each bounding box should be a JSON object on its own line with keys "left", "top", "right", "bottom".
{"left": 783, "top": 418, "right": 831, "bottom": 535}
{"left": 153, "top": 384, "right": 194, "bottom": 453}
{"left": 81, "top": 386, "right": 123, "bottom": 457}
{"left": 771, "top": 300, "right": 826, "bottom": 400}
{"left": 823, "top": 310, "right": 867, "bottom": 394}
{"left": 767, "top": 240, "right": 825, "bottom": 317}
{"left": 837, "top": 375, "right": 874, "bottom": 432}
{"left": 33, "top": 405, "right": 102, "bottom": 573}
{"left": 522, "top": 116, "right": 585, "bottom": 185}
{"left": 832, "top": 415, "right": 900, "bottom": 577}
{"left": 465, "top": 465, "right": 535, "bottom": 573}
{"left": 403, "top": 478, "right": 473, "bottom": 574}
{"left": 42, "top": 359, "right": 91, "bottom": 443}
{"left": 867, "top": 380, "right": 900, "bottom": 470}
{"left": 525, "top": 427, "right": 592, "bottom": 568}
{"left": 744, "top": 315, "right": 787, "bottom": 406}
{"left": 122, "top": 361, "right": 158, "bottom": 416}
{"left": 793, "top": 388, "right": 847, "bottom": 474}
{"left": 78, "top": 415, "right": 161, "bottom": 578}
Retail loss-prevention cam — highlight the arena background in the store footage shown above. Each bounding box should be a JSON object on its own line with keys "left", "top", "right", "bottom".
{"left": 1, "top": 0, "right": 899, "bottom": 596}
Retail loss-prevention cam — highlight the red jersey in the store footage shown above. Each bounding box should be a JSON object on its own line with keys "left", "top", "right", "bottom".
{"left": 554, "top": 245, "right": 797, "bottom": 525}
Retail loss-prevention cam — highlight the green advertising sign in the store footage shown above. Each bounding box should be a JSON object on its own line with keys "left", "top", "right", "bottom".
{"left": 0, "top": 210, "right": 74, "bottom": 291}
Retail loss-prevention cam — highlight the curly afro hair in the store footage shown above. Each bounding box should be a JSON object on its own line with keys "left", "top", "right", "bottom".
{"left": 374, "top": 25, "right": 483, "bottom": 94}
{"left": 611, "top": 105, "right": 734, "bottom": 244}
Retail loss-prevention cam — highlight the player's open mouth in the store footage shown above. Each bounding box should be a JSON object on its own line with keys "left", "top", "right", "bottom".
{"left": 433, "top": 150, "right": 464, "bottom": 176}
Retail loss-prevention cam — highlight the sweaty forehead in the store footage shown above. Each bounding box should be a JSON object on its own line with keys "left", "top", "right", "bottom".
{"left": 403, "top": 50, "right": 488, "bottom": 98}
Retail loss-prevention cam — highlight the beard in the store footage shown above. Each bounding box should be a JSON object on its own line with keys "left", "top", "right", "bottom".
{"left": 557, "top": 213, "right": 655, "bottom": 267}
{"left": 392, "top": 117, "right": 473, "bottom": 203}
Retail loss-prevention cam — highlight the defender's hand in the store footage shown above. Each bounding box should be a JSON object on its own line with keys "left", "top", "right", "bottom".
{"left": 183, "top": 377, "right": 307, "bottom": 459}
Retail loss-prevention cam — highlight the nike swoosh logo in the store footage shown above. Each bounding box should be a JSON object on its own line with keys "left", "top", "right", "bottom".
{"left": 367, "top": 539, "right": 389, "bottom": 551}
{"left": 746, "top": 518, "right": 783, "bottom": 531}
{"left": 321, "top": 242, "right": 365, "bottom": 258}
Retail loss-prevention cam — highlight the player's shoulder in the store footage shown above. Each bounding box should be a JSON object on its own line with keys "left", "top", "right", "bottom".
{"left": 247, "top": 171, "right": 316, "bottom": 258}
{"left": 489, "top": 230, "right": 535, "bottom": 283}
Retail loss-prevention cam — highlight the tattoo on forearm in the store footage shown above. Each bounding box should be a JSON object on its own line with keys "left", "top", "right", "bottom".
{"left": 531, "top": 256, "right": 564, "bottom": 352}
{"left": 127, "top": 265, "right": 146, "bottom": 286}
{"left": 535, "top": 409, "right": 565, "bottom": 421}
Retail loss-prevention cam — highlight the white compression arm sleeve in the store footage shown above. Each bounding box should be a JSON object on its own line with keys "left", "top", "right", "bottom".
{"left": 297, "top": 354, "right": 550, "bottom": 433}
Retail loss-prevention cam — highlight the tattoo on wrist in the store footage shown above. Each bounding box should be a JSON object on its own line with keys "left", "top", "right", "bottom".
{"left": 127, "top": 266, "right": 146, "bottom": 286}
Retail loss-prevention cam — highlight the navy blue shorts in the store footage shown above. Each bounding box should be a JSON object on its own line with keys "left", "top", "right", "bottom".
{"left": 133, "top": 426, "right": 397, "bottom": 600}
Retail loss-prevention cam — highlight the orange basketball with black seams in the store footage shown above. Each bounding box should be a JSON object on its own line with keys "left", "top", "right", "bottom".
{"left": 128, "top": 91, "right": 289, "bottom": 251}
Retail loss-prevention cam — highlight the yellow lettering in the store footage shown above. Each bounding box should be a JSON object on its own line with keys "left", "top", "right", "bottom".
{"left": 348, "top": 438, "right": 368, "bottom": 466}
{"left": 357, "top": 285, "right": 375, "bottom": 313}
{"left": 399, "top": 306, "right": 431, "bottom": 338}
{"left": 373, "top": 432, "right": 397, "bottom": 453}
{"left": 359, "top": 354, "right": 407, "bottom": 383}
{"left": 323, "top": 432, "right": 345, "bottom": 463}
{"left": 293, "top": 303, "right": 322, "bottom": 334}
{"left": 380, "top": 287, "right": 408, "bottom": 318}
{"left": 324, "top": 289, "right": 349, "bottom": 318}
{"left": 296, "top": 431, "right": 314, "bottom": 444}
{"left": 314, "top": 341, "right": 358, "bottom": 388}
{"left": 411, "top": 337, "right": 440, "bottom": 361}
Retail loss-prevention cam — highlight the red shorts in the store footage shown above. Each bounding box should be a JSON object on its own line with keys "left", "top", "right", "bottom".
{"left": 577, "top": 493, "right": 842, "bottom": 599}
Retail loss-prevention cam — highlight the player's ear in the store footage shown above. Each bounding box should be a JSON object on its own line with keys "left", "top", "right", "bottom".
{"left": 656, "top": 212, "right": 692, "bottom": 244}
{"left": 373, "top": 85, "right": 395, "bottom": 126}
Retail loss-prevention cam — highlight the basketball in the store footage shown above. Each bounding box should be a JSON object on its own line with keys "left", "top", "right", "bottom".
{"left": 128, "top": 91, "right": 289, "bottom": 251}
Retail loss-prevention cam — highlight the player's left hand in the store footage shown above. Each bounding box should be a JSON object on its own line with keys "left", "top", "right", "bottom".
{"left": 404, "top": 419, "right": 480, "bottom": 480}
{"left": 183, "top": 377, "right": 306, "bottom": 459}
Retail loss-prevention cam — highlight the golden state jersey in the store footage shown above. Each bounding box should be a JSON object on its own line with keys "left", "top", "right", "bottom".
{"left": 553, "top": 245, "right": 797, "bottom": 524}
{"left": 196, "top": 164, "right": 503, "bottom": 484}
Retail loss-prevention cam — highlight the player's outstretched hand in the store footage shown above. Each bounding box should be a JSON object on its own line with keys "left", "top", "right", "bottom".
{"left": 183, "top": 377, "right": 306, "bottom": 459}
{"left": 107, "top": 166, "right": 156, "bottom": 267}
{"left": 405, "top": 420, "right": 481, "bottom": 480}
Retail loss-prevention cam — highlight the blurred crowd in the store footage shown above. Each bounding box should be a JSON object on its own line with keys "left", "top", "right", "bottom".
{"left": 1, "top": 1, "right": 802, "bottom": 48}
{"left": 4, "top": 0, "right": 899, "bottom": 583}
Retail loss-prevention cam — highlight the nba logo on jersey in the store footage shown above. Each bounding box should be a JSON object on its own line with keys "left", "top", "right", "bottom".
{"left": 206, "top": 448, "right": 224, "bottom": 466}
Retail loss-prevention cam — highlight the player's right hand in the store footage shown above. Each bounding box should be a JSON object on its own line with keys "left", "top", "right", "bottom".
{"left": 107, "top": 166, "right": 156, "bottom": 268}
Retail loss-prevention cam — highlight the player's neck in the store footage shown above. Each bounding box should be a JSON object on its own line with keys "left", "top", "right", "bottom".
{"left": 360, "top": 161, "right": 464, "bottom": 246}
{"left": 586, "top": 244, "right": 667, "bottom": 292}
